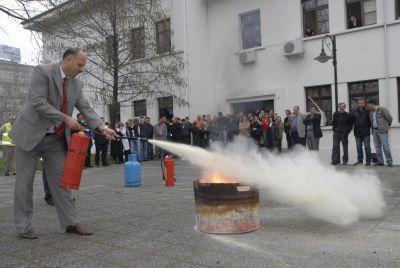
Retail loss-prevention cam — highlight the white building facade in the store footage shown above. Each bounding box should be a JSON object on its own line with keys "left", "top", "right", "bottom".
{"left": 32, "top": 0, "right": 400, "bottom": 163}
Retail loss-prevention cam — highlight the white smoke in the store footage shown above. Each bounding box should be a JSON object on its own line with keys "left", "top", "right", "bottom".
{"left": 149, "top": 138, "right": 386, "bottom": 226}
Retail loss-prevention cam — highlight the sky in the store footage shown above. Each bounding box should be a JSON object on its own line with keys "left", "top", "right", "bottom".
{"left": 0, "top": 1, "right": 42, "bottom": 65}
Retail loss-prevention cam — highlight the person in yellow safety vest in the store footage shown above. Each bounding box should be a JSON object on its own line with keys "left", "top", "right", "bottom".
{"left": 0, "top": 115, "right": 17, "bottom": 176}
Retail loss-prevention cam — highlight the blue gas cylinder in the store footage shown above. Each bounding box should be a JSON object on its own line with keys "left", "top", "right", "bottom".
{"left": 124, "top": 154, "right": 141, "bottom": 187}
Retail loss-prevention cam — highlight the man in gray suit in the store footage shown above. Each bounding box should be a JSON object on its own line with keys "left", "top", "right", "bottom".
{"left": 10, "top": 48, "right": 118, "bottom": 239}
{"left": 289, "top": 106, "right": 306, "bottom": 147}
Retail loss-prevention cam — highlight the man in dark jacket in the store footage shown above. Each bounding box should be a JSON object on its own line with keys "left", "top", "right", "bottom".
{"left": 303, "top": 106, "right": 323, "bottom": 151}
{"left": 171, "top": 117, "right": 183, "bottom": 143}
{"left": 145, "top": 117, "right": 154, "bottom": 159}
{"left": 94, "top": 120, "right": 110, "bottom": 167}
{"left": 181, "top": 118, "right": 192, "bottom": 145}
{"left": 331, "top": 103, "right": 353, "bottom": 165}
{"left": 351, "top": 99, "right": 371, "bottom": 165}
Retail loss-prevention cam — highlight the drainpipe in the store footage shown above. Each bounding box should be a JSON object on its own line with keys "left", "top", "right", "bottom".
{"left": 382, "top": 0, "right": 389, "bottom": 109}
{"left": 184, "top": 0, "right": 191, "bottom": 116}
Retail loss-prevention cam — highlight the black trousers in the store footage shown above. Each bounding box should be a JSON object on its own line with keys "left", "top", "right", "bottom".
{"left": 291, "top": 131, "right": 306, "bottom": 147}
{"left": 42, "top": 168, "right": 50, "bottom": 196}
{"left": 95, "top": 143, "right": 109, "bottom": 166}
{"left": 285, "top": 131, "right": 293, "bottom": 149}
{"left": 331, "top": 131, "right": 349, "bottom": 164}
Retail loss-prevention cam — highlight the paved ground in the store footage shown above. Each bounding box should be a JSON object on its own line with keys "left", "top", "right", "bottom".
{"left": 0, "top": 159, "right": 399, "bottom": 268}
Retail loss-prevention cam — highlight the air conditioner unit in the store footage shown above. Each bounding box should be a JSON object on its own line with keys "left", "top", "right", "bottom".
{"left": 239, "top": 50, "right": 256, "bottom": 64}
{"left": 283, "top": 38, "right": 304, "bottom": 57}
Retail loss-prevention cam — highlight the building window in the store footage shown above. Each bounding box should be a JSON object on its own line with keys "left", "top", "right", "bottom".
{"left": 131, "top": 27, "right": 145, "bottom": 60}
{"left": 133, "top": 100, "right": 147, "bottom": 117}
{"left": 346, "top": 0, "right": 377, "bottom": 29}
{"left": 305, "top": 85, "right": 332, "bottom": 125}
{"left": 397, "top": 0, "right": 400, "bottom": 19}
{"left": 240, "top": 9, "right": 262, "bottom": 49}
{"left": 302, "top": 0, "right": 329, "bottom": 37}
{"left": 158, "top": 96, "right": 173, "bottom": 119}
{"left": 156, "top": 18, "right": 171, "bottom": 54}
{"left": 348, "top": 80, "right": 379, "bottom": 111}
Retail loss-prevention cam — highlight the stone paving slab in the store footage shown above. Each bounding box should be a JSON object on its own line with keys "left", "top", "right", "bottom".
{"left": 0, "top": 160, "right": 399, "bottom": 267}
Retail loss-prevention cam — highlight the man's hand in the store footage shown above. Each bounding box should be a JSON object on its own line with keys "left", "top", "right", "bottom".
{"left": 64, "top": 115, "right": 83, "bottom": 131}
{"left": 101, "top": 127, "right": 119, "bottom": 140}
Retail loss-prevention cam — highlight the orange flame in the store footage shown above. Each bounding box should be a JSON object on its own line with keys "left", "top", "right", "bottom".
{"left": 199, "top": 172, "right": 238, "bottom": 184}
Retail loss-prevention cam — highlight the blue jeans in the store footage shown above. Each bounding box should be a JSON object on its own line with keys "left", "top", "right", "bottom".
{"left": 372, "top": 130, "right": 392, "bottom": 165}
{"left": 355, "top": 136, "right": 371, "bottom": 164}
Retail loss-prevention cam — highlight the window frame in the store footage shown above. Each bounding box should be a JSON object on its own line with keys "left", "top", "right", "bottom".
{"left": 346, "top": 0, "right": 377, "bottom": 29}
{"left": 396, "top": 0, "right": 400, "bottom": 20}
{"left": 130, "top": 26, "right": 145, "bottom": 60}
{"left": 348, "top": 80, "right": 379, "bottom": 111}
{"left": 305, "top": 85, "right": 333, "bottom": 125}
{"left": 302, "top": 0, "right": 330, "bottom": 37}
{"left": 133, "top": 99, "right": 147, "bottom": 117}
{"left": 239, "top": 9, "right": 262, "bottom": 50}
{"left": 158, "top": 96, "right": 173, "bottom": 119}
{"left": 155, "top": 18, "right": 171, "bottom": 55}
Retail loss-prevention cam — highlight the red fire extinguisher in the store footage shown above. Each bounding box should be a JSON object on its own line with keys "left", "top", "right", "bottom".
{"left": 60, "top": 132, "right": 90, "bottom": 190}
{"left": 163, "top": 154, "right": 175, "bottom": 187}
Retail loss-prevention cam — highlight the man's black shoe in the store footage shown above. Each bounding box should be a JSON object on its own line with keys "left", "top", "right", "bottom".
{"left": 44, "top": 194, "right": 54, "bottom": 206}
{"left": 342, "top": 162, "right": 348, "bottom": 166}
{"left": 365, "top": 162, "right": 371, "bottom": 166}
{"left": 374, "top": 163, "right": 384, "bottom": 166}
{"left": 388, "top": 163, "right": 393, "bottom": 167}
{"left": 331, "top": 162, "right": 339, "bottom": 166}
{"left": 4, "top": 173, "right": 9, "bottom": 176}
{"left": 353, "top": 162, "right": 362, "bottom": 165}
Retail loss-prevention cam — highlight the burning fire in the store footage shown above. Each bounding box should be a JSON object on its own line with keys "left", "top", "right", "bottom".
{"left": 199, "top": 172, "right": 238, "bottom": 184}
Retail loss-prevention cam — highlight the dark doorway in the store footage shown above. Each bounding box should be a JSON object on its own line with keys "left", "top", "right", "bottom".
{"left": 231, "top": 99, "right": 274, "bottom": 115}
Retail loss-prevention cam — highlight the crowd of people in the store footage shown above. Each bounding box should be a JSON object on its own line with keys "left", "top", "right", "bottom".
{"left": 0, "top": 99, "right": 395, "bottom": 208}
{"left": 1, "top": 99, "right": 395, "bottom": 179}
{"left": 70, "top": 98, "right": 393, "bottom": 169}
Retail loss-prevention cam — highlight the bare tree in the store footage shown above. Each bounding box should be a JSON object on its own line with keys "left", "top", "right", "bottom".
{"left": 21, "top": 0, "right": 186, "bottom": 125}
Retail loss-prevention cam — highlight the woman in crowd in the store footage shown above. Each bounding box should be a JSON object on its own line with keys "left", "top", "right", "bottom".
{"left": 274, "top": 116, "right": 284, "bottom": 152}
{"left": 261, "top": 114, "right": 270, "bottom": 148}
{"left": 120, "top": 122, "right": 131, "bottom": 162}
{"left": 250, "top": 115, "right": 262, "bottom": 146}
{"left": 239, "top": 115, "right": 251, "bottom": 137}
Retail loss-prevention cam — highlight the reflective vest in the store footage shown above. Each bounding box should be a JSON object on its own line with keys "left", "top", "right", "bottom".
{"left": 1, "top": 122, "right": 15, "bottom": 147}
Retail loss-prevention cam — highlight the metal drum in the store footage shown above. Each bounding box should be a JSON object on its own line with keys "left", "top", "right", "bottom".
{"left": 193, "top": 179, "right": 260, "bottom": 234}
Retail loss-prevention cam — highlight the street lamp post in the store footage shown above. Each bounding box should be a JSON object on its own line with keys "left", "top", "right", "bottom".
{"left": 314, "top": 35, "right": 338, "bottom": 112}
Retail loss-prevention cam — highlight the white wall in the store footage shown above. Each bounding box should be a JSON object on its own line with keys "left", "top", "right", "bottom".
{"left": 204, "top": 0, "right": 400, "bottom": 164}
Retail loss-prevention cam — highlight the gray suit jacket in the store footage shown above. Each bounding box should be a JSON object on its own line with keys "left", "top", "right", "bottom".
{"left": 296, "top": 113, "right": 306, "bottom": 138}
{"left": 370, "top": 106, "right": 393, "bottom": 134}
{"left": 10, "top": 63, "right": 102, "bottom": 151}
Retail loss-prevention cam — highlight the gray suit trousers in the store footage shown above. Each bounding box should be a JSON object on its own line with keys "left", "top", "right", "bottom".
{"left": 14, "top": 134, "right": 78, "bottom": 233}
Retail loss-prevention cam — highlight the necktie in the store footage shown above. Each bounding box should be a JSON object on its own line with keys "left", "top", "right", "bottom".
{"left": 55, "top": 77, "right": 68, "bottom": 136}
